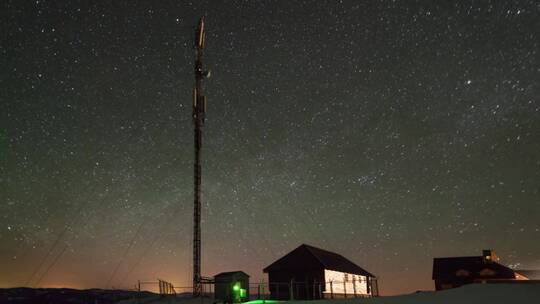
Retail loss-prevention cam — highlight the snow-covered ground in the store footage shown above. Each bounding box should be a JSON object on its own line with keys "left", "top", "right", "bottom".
{"left": 118, "top": 283, "right": 540, "bottom": 304}
{"left": 293, "top": 283, "right": 540, "bottom": 304}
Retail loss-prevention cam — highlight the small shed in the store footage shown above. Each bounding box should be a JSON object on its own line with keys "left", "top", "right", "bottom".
{"left": 214, "top": 271, "right": 250, "bottom": 302}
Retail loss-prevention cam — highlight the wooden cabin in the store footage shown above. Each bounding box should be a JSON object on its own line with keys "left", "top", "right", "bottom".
{"left": 432, "top": 249, "right": 528, "bottom": 290}
{"left": 263, "top": 244, "right": 377, "bottom": 300}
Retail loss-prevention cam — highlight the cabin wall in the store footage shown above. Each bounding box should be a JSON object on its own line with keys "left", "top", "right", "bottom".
{"left": 268, "top": 270, "right": 324, "bottom": 300}
{"left": 323, "top": 269, "right": 370, "bottom": 296}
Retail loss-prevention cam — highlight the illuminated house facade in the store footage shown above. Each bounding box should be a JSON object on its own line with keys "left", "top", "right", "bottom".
{"left": 263, "top": 244, "right": 377, "bottom": 300}
{"left": 432, "top": 249, "right": 530, "bottom": 290}
{"left": 514, "top": 270, "right": 540, "bottom": 280}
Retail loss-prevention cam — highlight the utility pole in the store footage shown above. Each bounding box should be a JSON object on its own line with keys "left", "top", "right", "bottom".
{"left": 192, "top": 17, "right": 208, "bottom": 297}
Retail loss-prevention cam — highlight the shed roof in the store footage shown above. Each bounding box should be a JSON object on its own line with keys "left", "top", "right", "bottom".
{"left": 263, "top": 244, "right": 375, "bottom": 277}
{"left": 214, "top": 271, "right": 250, "bottom": 278}
{"left": 432, "top": 256, "right": 515, "bottom": 280}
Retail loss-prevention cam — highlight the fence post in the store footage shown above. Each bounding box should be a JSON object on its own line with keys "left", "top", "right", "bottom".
{"left": 289, "top": 280, "right": 294, "bottom": 301}
{"left": 344, "top": 279, "right": 347, "bottom": 298}
{"left": 330, "top": 281, "right": 333, "bottom": 299}
{"left": 365, "top": 277, "right": 369, "bottom": 296}
{"left": 353, "top": 277, "right": 357, "bottom": 298}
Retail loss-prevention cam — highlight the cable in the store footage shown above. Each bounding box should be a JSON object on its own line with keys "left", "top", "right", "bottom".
{"left": 105, "top": 219, "right": 147, "bottom": 288}
{"left": 24, "top": 228, "right": 68, "bottom": 286}
{"left": 30, "top": 190, "right": 117, "bottom": 287}
{"left": 33, "top": 244, "right": 68, "bottom": 287}
{"left": 24, "top": 201, "right": 87, "bottom": 287}
{"left": 118, "top": 205, "right": 184, "bottom": 287}
{"left": 23, "top": 180, "right": 109, "bottom": 287}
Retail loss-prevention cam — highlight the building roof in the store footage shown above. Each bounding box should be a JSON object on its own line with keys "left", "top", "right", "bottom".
{"left": 263, "top": 244, "right": 375, "bottom": 277}
{"left": 432, "top": 256, "right": 515, "bottom": 280}
{"left": 214, "top": 271, "right": 250, "bottom": 278}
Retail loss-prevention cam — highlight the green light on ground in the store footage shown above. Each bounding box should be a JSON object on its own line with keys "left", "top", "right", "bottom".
{"left": 243, "top": 300, "right": 280, "bottom": 304}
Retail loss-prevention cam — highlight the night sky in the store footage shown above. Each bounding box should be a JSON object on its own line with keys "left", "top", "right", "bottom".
{"left": 1, "top": 0, "right": 539, "bottom": 296}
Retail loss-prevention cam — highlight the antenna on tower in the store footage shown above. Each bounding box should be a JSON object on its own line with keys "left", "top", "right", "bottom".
{"left": 192, "top": 16, "right": 208, "bottom": 297}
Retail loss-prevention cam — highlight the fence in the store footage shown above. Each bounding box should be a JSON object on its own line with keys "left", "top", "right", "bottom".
{"left": 135, "top": 278, "right": 379, "bottom": 301}
{"left": 262, "top": 278, "right": 379, "bottom": 300}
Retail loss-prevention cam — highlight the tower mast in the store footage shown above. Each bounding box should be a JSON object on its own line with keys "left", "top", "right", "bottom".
{"left": 192, "top": 17, "right": 207, "bottom": 297}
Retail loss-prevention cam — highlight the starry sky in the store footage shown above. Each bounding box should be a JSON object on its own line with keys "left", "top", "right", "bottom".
{"left": 1, "top": 0, "right": 539, "bottom": 296}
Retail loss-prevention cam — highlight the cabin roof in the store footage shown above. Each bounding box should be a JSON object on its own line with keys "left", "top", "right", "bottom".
{"left": 263, "top": 244, "right": 375, "bottom": 277}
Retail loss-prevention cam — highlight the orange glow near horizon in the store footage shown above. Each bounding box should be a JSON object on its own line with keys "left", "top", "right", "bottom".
{"left": 0, "top": 265, "right": 434, "bottom": 296}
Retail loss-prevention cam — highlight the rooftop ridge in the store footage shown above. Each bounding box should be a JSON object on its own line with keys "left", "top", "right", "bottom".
{"left": 301, "top": 244, "right": 327, "bottom": 267}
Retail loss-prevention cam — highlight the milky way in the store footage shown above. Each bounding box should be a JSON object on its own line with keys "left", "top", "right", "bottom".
{"left": 1, "top": 0, "right": 539, "bottom": 295}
